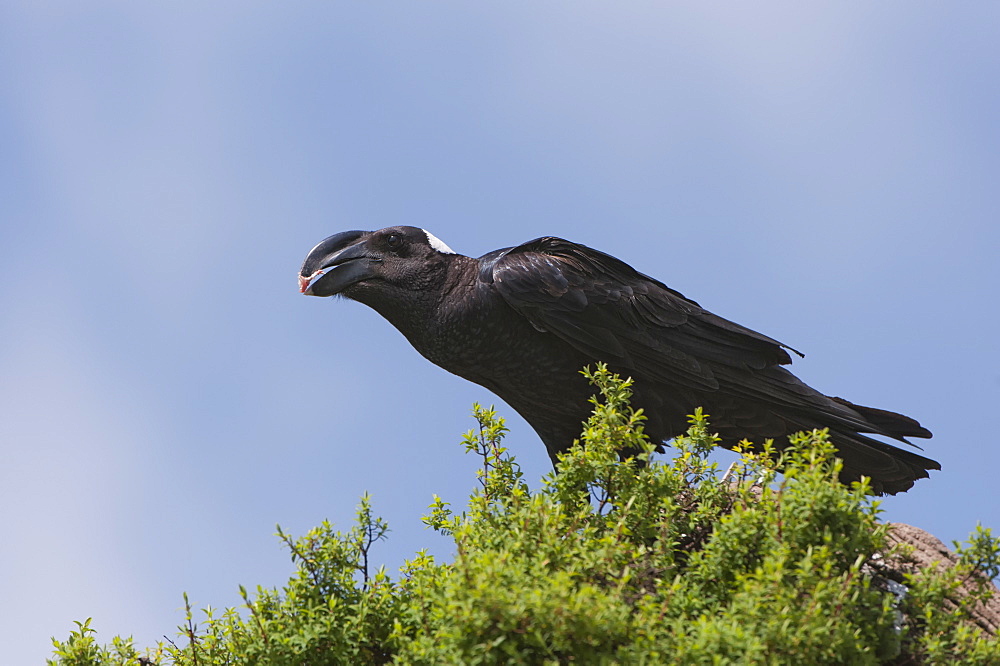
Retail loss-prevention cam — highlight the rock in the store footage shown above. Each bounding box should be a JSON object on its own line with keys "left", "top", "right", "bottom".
{"left": 879, "top": 522, "right": 1000, "bottom": 637}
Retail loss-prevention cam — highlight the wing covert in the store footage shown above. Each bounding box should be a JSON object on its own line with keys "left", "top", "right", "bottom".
{"left": 489, "top": 237, "right": 799, "bottom": 392}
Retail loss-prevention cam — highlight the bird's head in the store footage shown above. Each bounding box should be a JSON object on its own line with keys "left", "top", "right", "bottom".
{"left": 298, "top": 226, "right": 459, "bottom": 300}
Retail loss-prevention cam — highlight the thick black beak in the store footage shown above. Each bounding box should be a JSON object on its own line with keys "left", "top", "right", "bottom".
{"left": 298, "top": 230, "right": 375, "bottom": 297}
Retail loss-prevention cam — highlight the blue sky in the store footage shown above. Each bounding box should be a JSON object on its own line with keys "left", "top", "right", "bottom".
{"left": 2, "top": 3, "right": 998, "bottom": 662}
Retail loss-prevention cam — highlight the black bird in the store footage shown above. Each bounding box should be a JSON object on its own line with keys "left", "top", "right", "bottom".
{"left": 299, "top": 226, "right": 937, "bottom": 494}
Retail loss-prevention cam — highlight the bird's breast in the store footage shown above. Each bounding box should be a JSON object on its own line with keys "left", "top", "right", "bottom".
{"left": 415, "top": 309, "right": 588, "bottom": 398}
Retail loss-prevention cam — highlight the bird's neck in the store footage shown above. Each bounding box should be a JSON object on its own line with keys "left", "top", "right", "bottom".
{"left": 353, "top": 255, "right": 471, "bottom": 332}
{"left": 364, "top": 256, "right": 493, "bottom": 368}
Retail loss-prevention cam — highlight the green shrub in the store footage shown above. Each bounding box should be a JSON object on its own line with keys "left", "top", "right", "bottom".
{"left": 50, "top": 366, "right": 999, "bottom": 665}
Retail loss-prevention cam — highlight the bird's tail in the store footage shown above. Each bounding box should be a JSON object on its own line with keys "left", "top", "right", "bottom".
{"left": 814, "top": 396, "right": 937, "bottom": 495}
{"left": 831, "top": 431, "right": 939, "bottom": 495}
{"left": 772, "top": 395, "right": 938, "bottom": 495}
{"left": 829, "top": 396, "right": 933, "bottom": 440}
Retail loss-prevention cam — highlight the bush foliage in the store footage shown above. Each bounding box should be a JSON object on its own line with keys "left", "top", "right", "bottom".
{"left": 51, "top": 366, "right": 999, "bottom": 664}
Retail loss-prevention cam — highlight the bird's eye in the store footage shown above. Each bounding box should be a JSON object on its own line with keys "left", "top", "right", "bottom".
{"left": 386, "top": 234, "right": 402, "bottom": 249}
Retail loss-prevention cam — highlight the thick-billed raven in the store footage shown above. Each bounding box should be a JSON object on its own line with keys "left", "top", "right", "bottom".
{"left": 299, "top": 226, "right": 937, "bottom": 494}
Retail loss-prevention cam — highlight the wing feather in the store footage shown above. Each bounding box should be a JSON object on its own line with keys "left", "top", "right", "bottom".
{"left": 490, "top": 237, "right": 798, "bottom": 393}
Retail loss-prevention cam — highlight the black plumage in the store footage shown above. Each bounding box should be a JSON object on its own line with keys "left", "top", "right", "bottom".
{"left": 299, "top": 226, "right": 937, "bottom": 494}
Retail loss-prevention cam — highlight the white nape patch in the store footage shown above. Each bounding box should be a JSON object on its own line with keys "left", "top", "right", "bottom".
{"left": 423, "top": 229, "right": 456, "bottom": 254}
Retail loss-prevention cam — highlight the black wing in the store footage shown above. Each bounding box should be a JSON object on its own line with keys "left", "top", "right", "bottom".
{"left": 485, "top": 237, "right": 935, "bottom": 494}
{"left": 489, "top": 236, "right": 801, "bottom": 391}
{"left": 488, "top": 237, "right": 933, "bottom": 437}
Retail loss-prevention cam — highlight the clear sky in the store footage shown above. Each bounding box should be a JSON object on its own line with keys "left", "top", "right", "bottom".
{"left": 2, "top": 3, "right": 998, "bottom": 663}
